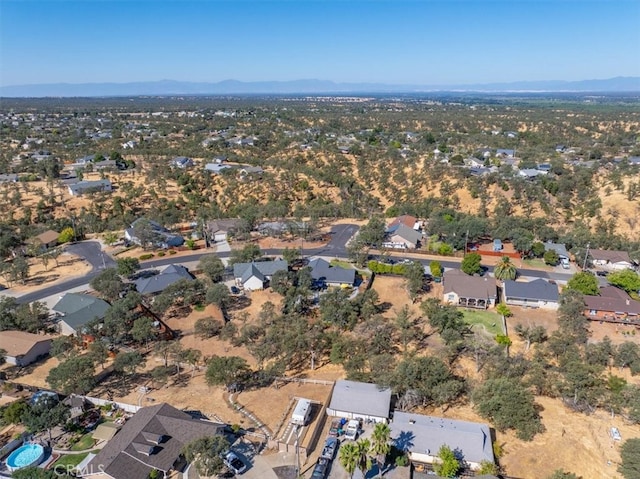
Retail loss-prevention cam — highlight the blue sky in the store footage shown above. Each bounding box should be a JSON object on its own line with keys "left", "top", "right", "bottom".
{"left": 1, "top": 0, "right": 639, "bottom": 86}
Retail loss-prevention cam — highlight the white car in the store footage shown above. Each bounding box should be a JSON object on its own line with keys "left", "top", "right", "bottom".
{"left": 610, "top": 427, "right": 622, "bottom": 441}
{"left": 224, "top": 451, "right": 247, "bottom": 475}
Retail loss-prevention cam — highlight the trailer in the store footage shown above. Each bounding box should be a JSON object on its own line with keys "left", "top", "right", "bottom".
{"left": 291, "top": 398, "right": 312, "bottom": 426}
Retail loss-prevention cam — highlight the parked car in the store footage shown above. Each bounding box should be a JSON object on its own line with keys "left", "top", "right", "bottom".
{"left": 610, "top": 427, "right": 622, "bottom": 441}
{"left": 344, "top": 419, "right": 360, "bottom": 440}
{"left": 320, "top": 437, "right": 339, "bottom": 460}
{"left": 223, "top": 451, "right": 247, "bottom": 475}
{"left": 311, "top": 457, "right": 329, "bottom": 479}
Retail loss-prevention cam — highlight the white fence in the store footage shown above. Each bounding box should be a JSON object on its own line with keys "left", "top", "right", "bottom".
{"left": 82, "top": 395, "right": 140, "bottom": 413}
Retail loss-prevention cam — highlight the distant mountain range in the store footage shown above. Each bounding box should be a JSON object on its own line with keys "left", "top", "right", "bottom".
{"left": 1, "top": 77, "right": 639, "bottom": 97}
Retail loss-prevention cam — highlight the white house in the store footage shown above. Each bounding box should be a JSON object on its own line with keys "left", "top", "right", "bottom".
{"left": 326, "top": 380, "right": 392, "bottom": 423}
{"left": 590, "top": 249, "right": 634, "bottom": 271}
{"left": 389, "top": 411, "right": 495, "bottom": 472}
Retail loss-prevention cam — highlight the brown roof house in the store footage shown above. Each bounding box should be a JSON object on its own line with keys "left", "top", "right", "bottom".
{"left": 83, "top": 403, "right": 224, "bottom": 479}
{"left": 584, "top": 286, "right": 640, "bottom": 325}
{"left": 29, "top": 229, "right": 59, "bottom": 251}
{"left": 443, "top": 269, "right": 497, "bottom": 309}
{"left": 589, "top": 249, "right": 635, "bottom": 271}
{"left": 0, "top": 330, "right": 53, "bottom": 366}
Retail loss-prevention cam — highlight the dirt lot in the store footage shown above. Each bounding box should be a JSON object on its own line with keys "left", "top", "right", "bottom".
{"left": 0, "top": 250, "right": 91, "bottom": 293}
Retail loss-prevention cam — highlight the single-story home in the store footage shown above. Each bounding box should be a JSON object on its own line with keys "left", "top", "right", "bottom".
{"left": 29, "top": 229, "right": 59, "bottom": 250}
{"left": 0, "top": 330, "right": 54, "bottom": 367}
{"left": 233, "top": 260, "right": 288, "bottom": 290}
{"left": 443, "top": 269, "right": 497, "bottom": 309}
{"left": 0, "top": 173, "right": 18, "bottom": 183}
{"left": 206, "top": 218, "right": 247, "bottom": 242}
{"left": 503, "top": 279, "right": 559, "bottom": 310}
{"left": 583, "top": 287, "right": 640, "bottom": 324}
{"left": 496, "top": 148, "right": 515, "bottom": 158}
{"left": 171, "top": 157, "right": 194, "bottom": 169}
{"left": 308, "top": 257, "right": 356, "bottom": 288}
{"left": 124, "top": 218, "right": 184, "bottom": 249}
{"left": 84, "top": 403, "right": 224, "bottom": 479}
{"left": 52, "top": 293, "right": 111, "bottom": 336}
{"left": 384, "top": 224, "right": 422, "bottom": 250}
{"left": 544, "top": 241, "right": 569, "bottom": 261}
{"left": 68, "top": 179, "right": 112, "bottom": 196}
{"left": 134, "top": 264, "right": 193, "bottom": 295}
{"left": 589, "top": 249, "right": 634, "bottom": 271}
{"left": 390, "top": 411, "right": 495, "bottom": 472}
{"left": 204, "top": 163, "right": 232, "bottom": 174}
{"left": 388, "top": 215, "right": 421, "bottom": 231}
{"left": 326, "top": 380, "right": 392, "bottom": 424}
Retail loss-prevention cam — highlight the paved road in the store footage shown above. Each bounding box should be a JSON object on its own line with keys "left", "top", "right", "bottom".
{"left": 12, "top": 224, "right": 574, "bottom": 304}
{"left": 66, "top": 240, "right": 116, "bottom": 271}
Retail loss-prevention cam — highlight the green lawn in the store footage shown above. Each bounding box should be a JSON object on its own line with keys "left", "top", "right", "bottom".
{"left": 462, "top": 309, "right": 503, "bottom": 336}
{"left": 52, "top": 450, "right": 99, "bottom": 469}
{"left": 330, "top": 259, "right": 354, "bottom": 269}
{"left": 522, "top": 258, "right": 551, "bottom": 270}
{"left": 70, "top": 432, "right": 96, "bottom": 451}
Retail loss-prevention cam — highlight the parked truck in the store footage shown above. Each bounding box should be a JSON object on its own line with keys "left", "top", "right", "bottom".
{"left": 291, "top": 398, "right": 312, "bottom": 426}
{"left": 344, "top": 419, "right": 360, "bottom": 440}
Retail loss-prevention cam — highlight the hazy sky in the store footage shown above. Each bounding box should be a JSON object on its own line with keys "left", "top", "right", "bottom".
{"left": 1, "top": 0, "right": 639, "bottom": 86}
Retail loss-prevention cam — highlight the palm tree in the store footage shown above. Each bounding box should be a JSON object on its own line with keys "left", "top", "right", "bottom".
{"left": 494, "top": 256, "right": 517, "bottom": 280}
{"left": 339, "top": 442, "right": 359, "bottom": 479}
{"left": 356, "top": 439, "right": 373, "bottom": 478}
{"left": 369, "top": 422, "right": 392, "bottom": 476}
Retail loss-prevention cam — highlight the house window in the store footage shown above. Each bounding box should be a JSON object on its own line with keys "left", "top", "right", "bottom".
{"left": 447, "top": 294, "right": 455, "bottom": 301}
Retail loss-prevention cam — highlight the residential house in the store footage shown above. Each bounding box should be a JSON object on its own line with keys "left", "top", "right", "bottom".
{"left": 326, "top": 380, "right": 392, "bottom": 424}
{"left": 134, "top": 264, "right": 193, "bottom": 295}
{"left": 503, "top": 279, "right": 559, "bottom": 310}
{"left": 308, "top": 257, "right": 356, "bottom": 288}
{"left": 583, "top": 287, "right": 640, "bottom": 324}
{"left": 233, "top": 260, "right": 288, "bottom": 290}
{"left": 171, "top": 157, "right": 194, "bottom": 169}
{"left": 124, "top": 218, "right": 184, "bottom": 249}
{"left": 388, "top": 215, "right": 420, "bottom": 231}
{"left": 544, "top": 241, "right": 569, "bottom": 261}
{"left": 590, "top": 249, "right": 634, "bottom": 271}
{"left": 466, "top": 157, "right": 486, "bottom": 168}
{"left": 443, "top": 269, "right": 497, "bottom": 309}
{"left": 68, "top": 179, "right": 112, "bottom": 196}
{"left": 518, "top": 168, "right": 545, "bottom": 179}
{"left": 384, "top": 224, "right": 422, "bottom": 250}
{"left": 0, "top": 173, "right": 18, "bottom": 183}
{"left": 555, "top": 145, "right": 567, "bottom": 153}
{"left": 629, "top": 156, "right": 640, "bottom": 166}
{"left": 389, "top": 412, "right": 494, "bottom": 472}
{"left": 30, "top": 229, "right": 59, "bottom": 250}
{"left": 52, "top": 293, "right": 111, "bottom": 336}
{"left": 537, "top": 163, "right": 552, "bottom": 173}
{"left": 0, "top": 330, "right": 53, "bottom": 366}
{"left": 206, "top": 218, "right": 247, "bottom": 242}
{"left": 83, "top": 403, "right": 224, "bottom": 479}
{"left": 204, "top": 163, "right": 232, "bottom": 174}
{"left": 496, "top": 148, "right": 515, "bottom": 158}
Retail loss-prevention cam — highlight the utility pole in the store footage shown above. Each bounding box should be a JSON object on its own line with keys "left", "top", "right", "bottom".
{"left": 583, "top": 242, "right": 590, "bottom": 271}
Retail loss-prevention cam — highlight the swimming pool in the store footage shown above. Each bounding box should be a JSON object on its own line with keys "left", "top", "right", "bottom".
{"left": 6, "top": 443, "right": 45, "bottom": 471}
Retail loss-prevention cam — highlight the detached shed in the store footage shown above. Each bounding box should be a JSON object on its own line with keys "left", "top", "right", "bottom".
{"left": 326, "top": 380, "right": 391, "bottom": 423}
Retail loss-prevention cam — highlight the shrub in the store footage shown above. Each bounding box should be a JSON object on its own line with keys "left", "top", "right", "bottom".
{"left": 139, "top": 253, "right": 154, "bottom": 260}
{"left": 157, "top": 251, "right": 166, "bottom": 257}
{"left": 168, "top": 250, "right": 177, "bottom": 255}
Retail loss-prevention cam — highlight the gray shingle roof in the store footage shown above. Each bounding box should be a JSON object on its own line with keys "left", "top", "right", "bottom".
{"left": 52, "top": 293, "right": 110, "bottom": 332}
{"left": 308, "top": 258, "right": 355, "bottom": 285}
{"left": 87, "top": 403, "right": 223, "bottom": 479}
{"left": 135, "top": 264, "right": 193, "bottom": 295}
{"left": 233, "top": 260, "right": 288, "bottom": 281}
{"left": 443, "top": 270, "right": 497, "bottom": 300}
{"left": 589, "top": 249, "right": 632, "bottom": 264}
{"left": 328, "top": 380, "right": 391, "bottom": 419}
{"left": 544, "top": 241, "right": 569, "bottom": 259}
{"left": 390, "top": 411, "right": 494, "bottom": 466}
{"left": 387, "top": 224, "right": 422, "bottom": 246}
{"left": 503, "top": 279, "right": 559, "bottom": 302}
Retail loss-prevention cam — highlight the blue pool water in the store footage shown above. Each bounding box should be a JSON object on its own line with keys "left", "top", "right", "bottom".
{"left": 6, "top": 444, "right": 45, "bottom": 471}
